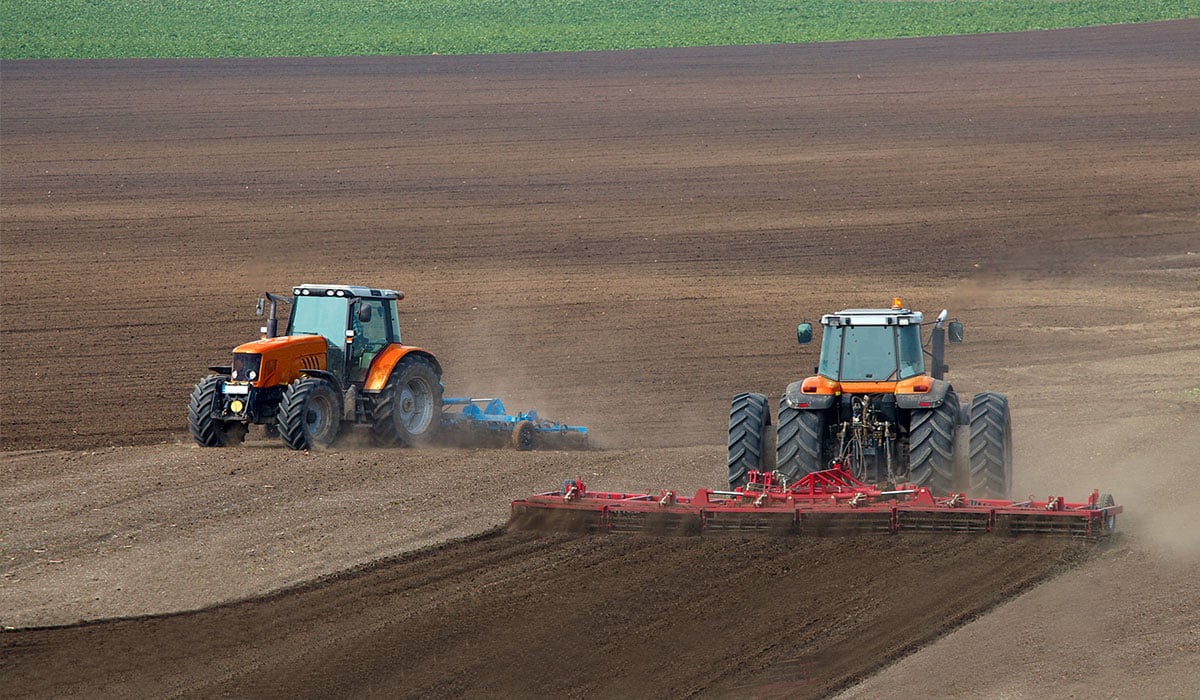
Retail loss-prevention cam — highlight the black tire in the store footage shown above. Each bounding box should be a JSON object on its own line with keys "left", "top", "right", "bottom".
{"left": 370, "top": 355, "right": 443, "bottom": 447}
{"left": 908, "top": 390, "right": 959, "bottom": 495}
{"left": 777, "top": 399, "right": 827, "bottom": 481}
{"left": 728, "top": 392, "right": 772, "bottom": 488}
{"left": 277, "top": 377, "right": 343, "bottom": 450}
{"left": 512, "top": 420, "right": 536, "bottom": 450}
{"left": 968, "top": 391, "right": 1013, "bottom": 499}
{"left": 188, "top": 375, "right": 243, "bottom": 447}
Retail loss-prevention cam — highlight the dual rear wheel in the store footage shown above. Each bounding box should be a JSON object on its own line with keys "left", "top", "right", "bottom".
{"left": 728, "top": 389, "right": 1012, "bottom": 498}
{"left": 727, "top": 393, "right": 774, "bottom": 488}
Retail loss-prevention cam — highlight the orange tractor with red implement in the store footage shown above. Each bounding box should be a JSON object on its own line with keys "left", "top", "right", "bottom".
{"left": 512, "top": 298, "right": 1121, "bottom": 539}
{"left": 728, "top": 297, "right": 1008, "bottom": 498}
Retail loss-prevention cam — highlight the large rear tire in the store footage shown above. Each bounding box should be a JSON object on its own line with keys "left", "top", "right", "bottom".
{"left": 727, "top": 392, "right": 773, "bottom": 488}
{"left": 776, "top": 399, "right": 827, "bottom": 482}
{"left": 277, "top": 377, "right": 343, "bottom": 450}
{"left": 968, "top": 391, "right": 1013, "bottom": 499}
{"left": 908, "top": 391, "right": 959, "bottom": 495}
{"left": 188, "top": 375, "right": 243, "bottom": 447}
{"left": 370, "top": 356, "right": 443, "bottom": 447}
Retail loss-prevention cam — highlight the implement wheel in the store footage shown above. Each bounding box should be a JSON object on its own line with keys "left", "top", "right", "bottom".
{"left": 728, "top": 392, "right": 774, "bottom": 488}
{"left": 776, "top": 399, "right": 826, "bottom": 482}
{"left": 277, "top": 377, "right": 343, "bottom": 450}
{"left": 371, "top": 356, "right": 443, "bottom": 447}
{"left": 908, "top": 390, "right": 959, "bottom": 495}
{"left": 187, "top": 375, "right": 244, "bottom": 447}
{"left": 968, "top": 391, "right": 1013, "bottom": 499}
{"left": 512, "top": 420, "right": 536, "bottom": 451}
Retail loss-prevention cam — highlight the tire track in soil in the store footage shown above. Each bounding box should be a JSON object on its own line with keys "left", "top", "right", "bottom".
{"left": 1, "top": 531, "right": 1091, "bottom": 699}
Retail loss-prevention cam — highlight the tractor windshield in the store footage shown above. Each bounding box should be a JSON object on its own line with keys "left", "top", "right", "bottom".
{"left": 287, "top": 296, "right": 349, "bottom": 349}
{"left": 819, "top": 324, "right": 925, "bottom": 381}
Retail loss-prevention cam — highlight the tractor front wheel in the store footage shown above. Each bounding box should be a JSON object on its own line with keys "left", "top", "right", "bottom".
{"left": 277, "top": 377, "right": 343, "bottom": 450}
{"left": 188, "top": 375, "right": 244, "bottom": 447}
{"left": 727, "top": 392, "right": 774, "bottom": 488}
{"left": 968, "top": 391, "right": 1013, "bottom": 499}
{"left": 908, "top": 391, "right": 959, "bottom": 495}
{"left": 370, "top": 356, "right": 443, "bottom": 447}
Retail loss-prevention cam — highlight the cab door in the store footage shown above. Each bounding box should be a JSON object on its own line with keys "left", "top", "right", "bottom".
{"left": 348, "top": 298, "right": 391, "bottom": 384}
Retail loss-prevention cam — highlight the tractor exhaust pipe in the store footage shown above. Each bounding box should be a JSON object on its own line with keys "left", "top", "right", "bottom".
{"left": 929, "top": 309, "right": 963, "bottom": 380}
{"left": 931, "top": 309, "right": 948, "bottom": 380}
{"left": 256, "top": 292, "right": 291, "bottom": 339}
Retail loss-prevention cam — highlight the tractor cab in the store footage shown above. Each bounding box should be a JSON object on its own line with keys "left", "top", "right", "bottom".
{"left": 281, "top": 284, "right": 403, "bottom": 385}
{"left": 796, "top": 298, "right": 963, "bottom": 385}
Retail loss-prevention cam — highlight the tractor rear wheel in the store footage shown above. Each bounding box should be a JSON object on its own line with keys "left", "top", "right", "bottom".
{"left": 370, "top": 356, "right": 443, "bottom": 447}
{"left": 968, "top": 391, "right": 1013, "bottom": 499}
{"left": 277, "top": 377, "right": 343, "bottom": 450}
{"left": 908, "top": 391, "right": 959, "bottom": 495}
{"left": 728, "top": 392, "right": 773, "bottom": 488}
{"left": 187, "top": 375, "right": 243, "bottom": 447}
{"left": 776, "top": 400, "right": 826, "bottom": 482}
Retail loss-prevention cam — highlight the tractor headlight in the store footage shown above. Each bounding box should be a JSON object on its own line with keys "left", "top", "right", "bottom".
{"left": 232, "top": 353, "right": 263, "bottom": 383}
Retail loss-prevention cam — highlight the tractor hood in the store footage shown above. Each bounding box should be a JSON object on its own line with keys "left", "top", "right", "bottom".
{"left": 231, "top": 334, "right": 328, "bottom": 388}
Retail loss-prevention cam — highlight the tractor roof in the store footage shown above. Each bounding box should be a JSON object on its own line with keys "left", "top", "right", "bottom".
{"left": 822, "top": 307, "right": 923, "bottom": 327}
{"left": 292, "top": 284, "right": 404, "bottom": 301}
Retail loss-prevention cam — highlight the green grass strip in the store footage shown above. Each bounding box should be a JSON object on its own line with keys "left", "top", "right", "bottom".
{"left": 3, "top": 0, "right": 1199, "bottom": 59}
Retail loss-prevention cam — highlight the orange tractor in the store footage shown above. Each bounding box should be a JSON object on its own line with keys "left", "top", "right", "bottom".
{"left": 728, "top": 298, "right": 1012, "bottom": 499}
{"left": 511, "top": 298, "right": 1121, "bottom": 540}
{"left": 188, "top": 284, "right": 442, "bottom": 450}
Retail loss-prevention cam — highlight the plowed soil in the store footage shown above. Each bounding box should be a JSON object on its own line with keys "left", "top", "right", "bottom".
{"left": 3, "top": 20, "right": 1199, "bottom": 699}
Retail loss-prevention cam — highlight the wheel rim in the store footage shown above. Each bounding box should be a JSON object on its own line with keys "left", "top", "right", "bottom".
{"left": 398, "top": 377, "right": 433, "bottom": 432}
{"left": 305, "top": 393, "right": 335, "bottom": 438}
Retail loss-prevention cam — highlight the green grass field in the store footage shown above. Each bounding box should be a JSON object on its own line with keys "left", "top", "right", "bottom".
{"left": 2, "top": 0, "right": 1198, "bottom": 59}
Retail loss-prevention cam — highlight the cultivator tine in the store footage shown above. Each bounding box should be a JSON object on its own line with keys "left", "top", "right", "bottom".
{"left": 995, "top": 513, "right": 1106, "bottom": 539}
{"left": 608, "top": 509, "right": 703, "bottom": 535}
{"left": 797, "top": 511, "right": 894, "bottom": 536}
{"left": 702, "top": 510, "right": 797, "bottom": 535}
{"left": 895, "top": 509, "right": 992, "bottom": 534}
{"left": 508, "top": 503, "right": 607, "bottom": 534}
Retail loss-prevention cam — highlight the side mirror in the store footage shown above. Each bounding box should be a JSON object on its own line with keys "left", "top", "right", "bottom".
{"left": 796, "top": 322, "right": 813, "bottom": 345}
{"left": 948, "top": 321, "right": 964, "bottom": 343}
{"left": 356, "top": 304, "right": 373, "bottom": 323}
{"left": 255, "top": 297, "right": 265, "bottom": 317}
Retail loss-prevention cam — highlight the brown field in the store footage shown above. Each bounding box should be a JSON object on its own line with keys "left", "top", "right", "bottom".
{"left": 2, "top": 20, "right": 1198, "bottom": 699}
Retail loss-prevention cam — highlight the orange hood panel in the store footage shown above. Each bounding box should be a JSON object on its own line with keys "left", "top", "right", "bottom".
{"left": 233, "top": 334, "right": 328, "bottom": 388}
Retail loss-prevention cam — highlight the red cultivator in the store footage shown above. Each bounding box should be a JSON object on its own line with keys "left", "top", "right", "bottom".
{"left": 510, "top": 465, "right": 1122, "bottom": 540}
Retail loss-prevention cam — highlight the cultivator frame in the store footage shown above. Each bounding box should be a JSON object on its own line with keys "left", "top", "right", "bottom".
{"left": 511, "top": 465, "right": 1121, "bottom": 539}
{"left": 441, "top": 397, "right": 588, "bottom": 450}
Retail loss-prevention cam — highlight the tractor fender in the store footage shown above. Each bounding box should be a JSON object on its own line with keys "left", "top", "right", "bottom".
{"left": 363, "top": 345, "right": 443, "bottom": 393}
{"left": 896, "top": 379, "right": 953, "bottom": 410}
{"left": 298, "top": 368, "right": 342, "bottom": 392}
{"left": 783, "top": 380, "right": 837, "bottom": 410}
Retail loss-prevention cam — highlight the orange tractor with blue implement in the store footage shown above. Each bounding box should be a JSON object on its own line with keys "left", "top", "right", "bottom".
{"left": 188, "top": 284, "right": 586, "bottom": 451}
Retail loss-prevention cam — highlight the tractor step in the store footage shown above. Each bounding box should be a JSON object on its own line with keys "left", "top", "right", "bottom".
{"left": 510, "top": 467, "right": 1122, "bottom": 540}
